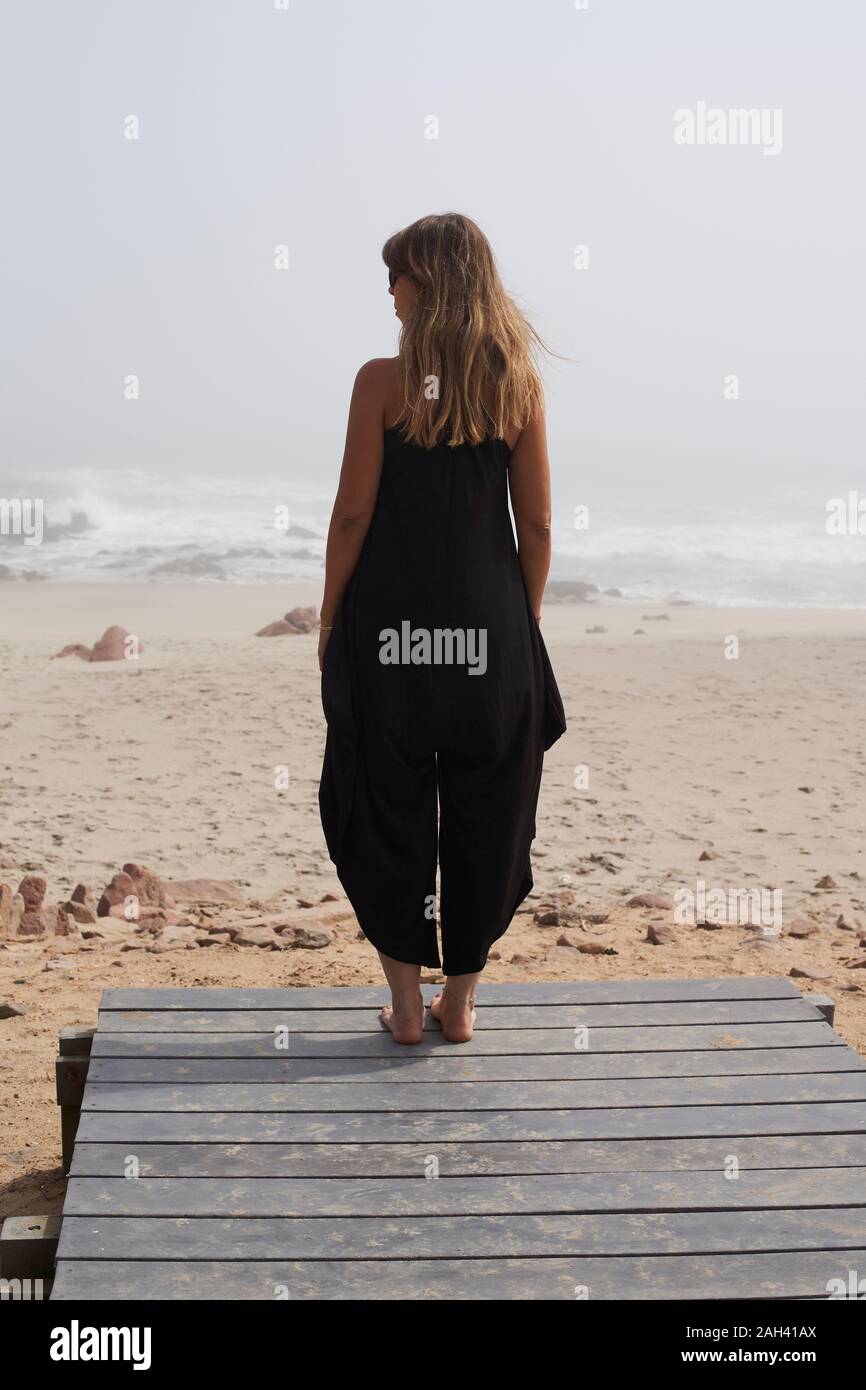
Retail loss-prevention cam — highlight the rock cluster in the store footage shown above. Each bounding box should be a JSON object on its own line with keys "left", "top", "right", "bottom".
{"left": 52, "top": 625, "right": 143, "bottom": 662}
{"left": 256, "top": 606, "right": 320, "bottom": 637}
{"left": 0, "top": 861, "right": 351, "bottom": 953}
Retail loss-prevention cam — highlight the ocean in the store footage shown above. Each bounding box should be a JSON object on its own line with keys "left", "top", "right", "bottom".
{"left": 1, "top": 468, "right": 864, "bottom": 608}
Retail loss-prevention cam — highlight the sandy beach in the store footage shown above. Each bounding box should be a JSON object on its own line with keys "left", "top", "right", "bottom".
{"left": 2, "top": 582, "right": 866, "bottom": 1220}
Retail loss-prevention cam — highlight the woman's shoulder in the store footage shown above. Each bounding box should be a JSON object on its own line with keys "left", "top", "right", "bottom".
{"left": 352, "top": 357, "right": 402, "bottom": 430}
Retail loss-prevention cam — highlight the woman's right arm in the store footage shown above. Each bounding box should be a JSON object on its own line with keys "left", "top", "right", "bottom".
{"left": 318, "top": 361, "right": 387, "bottom": 667}
{"left": 507, "top": 407, "right": 553, "bottom": 622}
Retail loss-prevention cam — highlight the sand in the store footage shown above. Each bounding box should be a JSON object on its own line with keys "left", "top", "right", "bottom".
{"left": 1, "top": 583, "right": 865, "bottom": 1221}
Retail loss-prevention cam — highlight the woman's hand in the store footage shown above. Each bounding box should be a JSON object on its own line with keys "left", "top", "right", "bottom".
{"left": 318, "top": 627, "right": 331, "bottom": 672}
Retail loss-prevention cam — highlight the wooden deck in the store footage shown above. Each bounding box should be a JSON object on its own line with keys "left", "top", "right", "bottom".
{"left": 51, "top": 977, "right": 866, "bottom": 1300}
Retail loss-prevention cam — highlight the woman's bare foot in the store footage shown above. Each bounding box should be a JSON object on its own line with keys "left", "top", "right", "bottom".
{"left": 429, "top": 989, "right": 476, "bottom": 1043}
{"left": 379, "top": 989, "right": 425, "bottom": 1044}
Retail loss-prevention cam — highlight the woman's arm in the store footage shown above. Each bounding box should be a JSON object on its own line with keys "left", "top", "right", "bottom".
{"left": 318, "top": 362, "right": 387, "bottom": 665}
{"left": 507, "top": 407, "right": 552, "bottom": 621}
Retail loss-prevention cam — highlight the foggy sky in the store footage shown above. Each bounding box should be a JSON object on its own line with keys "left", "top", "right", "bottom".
{"left": 1, "top": 0, "right": 864, "bottom": 514}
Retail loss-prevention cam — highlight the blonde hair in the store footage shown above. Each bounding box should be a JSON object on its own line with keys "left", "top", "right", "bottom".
{"left": 382, "top": 213, "right": 546, "bottom": 448}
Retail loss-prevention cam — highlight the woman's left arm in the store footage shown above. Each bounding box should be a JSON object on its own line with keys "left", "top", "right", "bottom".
{"left": 318, "top": 361, "right": 387, "bottom": 668}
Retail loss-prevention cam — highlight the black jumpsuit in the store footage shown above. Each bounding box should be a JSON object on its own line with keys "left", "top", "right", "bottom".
{"left": 319, "top": 425, "right": 566, "bottom": 976}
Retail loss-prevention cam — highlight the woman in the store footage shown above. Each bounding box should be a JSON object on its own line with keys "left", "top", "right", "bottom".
{"left": 318, "top": 213, "right": 566, "bottom": 1045}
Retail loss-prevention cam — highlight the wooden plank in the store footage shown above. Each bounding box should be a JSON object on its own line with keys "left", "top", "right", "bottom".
{"left": 88, "top": 1020, "right": 845, "bottom": 1058}
{"left": 61, "top": 1167, "right": 866, "bottom": 1218}
{"left": 96, "top": 999, "right": 823, "bottom": 1033}
{"left": 80, "top": 1072, "right": 866, "bottom": 1114}
{"left": 50, "top": 1249, "right": 866, "bottom": 1300}
{"left": 56, "top": 1205, "right": 866, "bottom": 1261}
{"left": 73, "top": 1101, "right": 866, "bottom": 1145}
{"left": 52, "top": 975, "right": 866, "bottom": 1305}
{"left": 67, "top": 1133, "right": 866, "bottom": 1178}
{"left": 99, "top": 977, "right": 801, "bottom": 1010}
{"left": 85, "top": 1044, "right": 863, "bottom": 1086}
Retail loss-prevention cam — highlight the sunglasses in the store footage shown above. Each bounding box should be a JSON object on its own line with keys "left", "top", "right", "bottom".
{"left": 388, "top": 268, "right": 416, "bottom": 289}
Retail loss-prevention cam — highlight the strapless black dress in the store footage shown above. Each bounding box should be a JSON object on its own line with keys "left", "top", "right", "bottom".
{"left": 319, "top": 426, "right": 566, "bottom": 975}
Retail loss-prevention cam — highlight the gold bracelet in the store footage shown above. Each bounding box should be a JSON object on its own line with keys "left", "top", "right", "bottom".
{"left": 320, "top": 622, "right": 334, "bottom": 632}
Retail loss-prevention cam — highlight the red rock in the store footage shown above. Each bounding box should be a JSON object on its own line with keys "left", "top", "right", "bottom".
{"left": 70, "top": 883, "right": 95, "bottom": 907}
{"left": 509, "top": 953, "right": 530, "bottom": 964}
{"left": 698, "top": 850, "right": 719, "bottom": 861}
{"left": 836, "top": 915, "right": 861, "bottom": 932}
{"left": 553, "top": 890, "right": 579, "bottom": 908}
{"left": 815, "top": 875, "right": 837, "bottom": 890}
{"left": 18, "top": 910, "right": 50, "bottom": 937}
{"left": 786, "top": 918, "right": 820, "bottom": 938}
{"left": 17, "top": 905, "right": 71, "bottom": 938}
{"left": 577, "top": 941, "right": 617, "bottom": 955}
{"left": 122, "top": 863, "right": 173, "bottom": 908}
{"left": 52, "top": 643, "right": 92, "bottom": 661}
{"left": 90, "top": 625, "right": 141, "bottom": 662}
{"left": 196, "top": 932, "right": 231, "bottom": 946}
{"left": 281, "top": 927, "right": 332, "bottom": 949}
{"left": 17, "top": 875, "right": 47, "bottom": 911}
{"left": 627, "top": 893, "right": 674, "bottom": 910}
{"left": 233, "top": 925, "right": 281, "bottom": 949}
{"left": 154, "top": 924, "right": 197, "bottom": 944}
{"left": 555, "top": 934, "right": 577, "bottom": 948}
{"left": 97, "top": 871, "right": 136, "bottom": 918}
{"left": 285, "top": 606, "right": 318, "bottom": 631}
{"left": 256, "top": 620, "right": 298, "bottom": 637}
{"left": 61, "top": 900, "right": 98, "bottom": 925}
{"left": 545, "top": 945, "right": 580, "bottom": 963}
{"left": 534, "top": 910, "right": 560, "bottom": 927}
{"left": 789, "top": 967, "right": 831, "bottom": 980}
{"left": 147, "top": 924, "right": 199, "bottom": 952}
{"left": 54, "top": 906, "right": 76, "bottom": 936}
{"left": 166, "top": 878, "right": 245, "bottom": 905}
{"left": 320, "top": 891, "right": 340, "bottom": 902}
{"left": 256, "top": 606, "right": 320, "bottom": 637}
{"left": 647, "top": 923, "right": 675, "bottom": 945}
{"left": 487, "top": 950, "right": 501, "bottom": 961}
